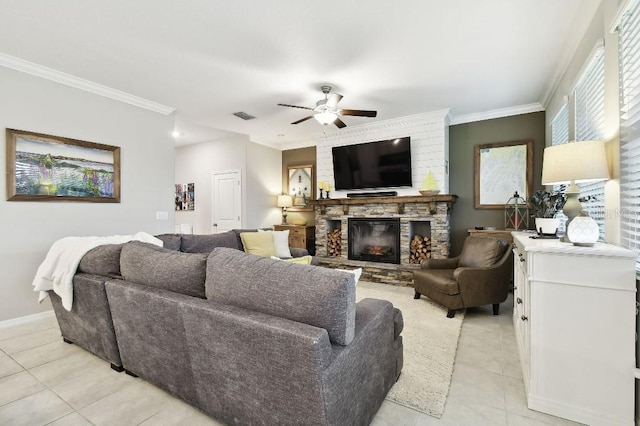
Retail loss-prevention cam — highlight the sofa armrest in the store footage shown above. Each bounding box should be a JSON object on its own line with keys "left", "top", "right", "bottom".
{"left": 321, "top": 298, "right": 401, "bottom": 425}
{"left": 289, "top": 247, "right": 309, "bottom": 258}
{"left": 421, "top": 257, "right": 459, "bottom": 269}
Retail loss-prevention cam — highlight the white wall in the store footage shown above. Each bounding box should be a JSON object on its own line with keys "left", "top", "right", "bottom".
{"left": 315, "top": 110, "right": 451, "bottom": 198}
{"left": 246, "top": 142, "right": 282, "bottom": 228}
{"left": 0, "top": 67, "right": 175, "bottom": 322}
{"left": 544, "top": 0, "right": 620, "bottom": 244}
{"left": 175, "top": 137, "right": 281, "bottom": 233}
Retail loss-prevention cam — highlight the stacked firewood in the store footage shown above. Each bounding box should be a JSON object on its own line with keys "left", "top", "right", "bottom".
{"left": 327, "top": 229, "right": 342, "bottom": 256}
{"left": 410, "top": 234, "right": 432, "bottom": 264}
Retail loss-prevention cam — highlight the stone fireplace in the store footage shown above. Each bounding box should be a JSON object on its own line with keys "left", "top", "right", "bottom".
{"left": 348, "top": 218, "right": 400, "bottom": 264}
{"left": 313, "top": 194, "right": 457, "bottom": 286}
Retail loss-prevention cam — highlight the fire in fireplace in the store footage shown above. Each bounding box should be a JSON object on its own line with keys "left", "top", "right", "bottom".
{"left": 348, "top": 218, "right": 400, "bottom": 264}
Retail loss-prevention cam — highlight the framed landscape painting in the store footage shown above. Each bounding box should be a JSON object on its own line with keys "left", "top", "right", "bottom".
{"left": 5, "top": 128, "right": 121, "bottom": 202}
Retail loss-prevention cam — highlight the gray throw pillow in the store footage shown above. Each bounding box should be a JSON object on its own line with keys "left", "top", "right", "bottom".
{"left": 120, "top": 241, "right": 207, "bottom": 298}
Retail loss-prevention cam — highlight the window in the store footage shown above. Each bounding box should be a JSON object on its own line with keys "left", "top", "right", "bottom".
{"left": 550, "top": 103, "right": 569, "bottom": 232}
{"left": 574, "top": 44, "right": 606, "bottom": 240}
{"left": 618, "top": 0, "right": 640, "bottom": 270}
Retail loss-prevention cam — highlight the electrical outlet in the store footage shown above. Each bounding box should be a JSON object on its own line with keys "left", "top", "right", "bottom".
{"left": 156, "top": 211, "right": 169, "bottom": 221}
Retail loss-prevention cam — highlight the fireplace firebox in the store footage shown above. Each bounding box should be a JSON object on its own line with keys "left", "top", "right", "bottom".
{"left": 348, "top": 218, "right": 400, "bottom": 264}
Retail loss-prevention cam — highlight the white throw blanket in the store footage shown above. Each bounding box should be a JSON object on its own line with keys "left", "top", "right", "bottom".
{"left": 32, "top": 232, "right": 163, "bottom": 311}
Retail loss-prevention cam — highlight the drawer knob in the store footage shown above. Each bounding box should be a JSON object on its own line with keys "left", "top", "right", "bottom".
{"left": 521, "top": 315, "right": 528, "bottom": 321}
{"left": 518, "top": 253, "right": 523, "bottom": 257}
{"left": 516, "top": 297, "right": 522, "bottom": 304}
{"left": 519, "top": 257, "right": 525, "bottom": 262}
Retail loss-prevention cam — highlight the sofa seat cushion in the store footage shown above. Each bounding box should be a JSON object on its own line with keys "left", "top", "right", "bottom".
{"left": 181, "top": 231, "right": 239, "bottom": 253}
{"left": 206, "top": 248, "right": 356, "bottom": 345}
{"left": 78, "top": 244, "right": 123, "bottom": 278}
{"left": 120, "top": 241, "right": 207, "bottom": 298}
{"left": 413, "top": 269, "right": 459, "bottom": 295}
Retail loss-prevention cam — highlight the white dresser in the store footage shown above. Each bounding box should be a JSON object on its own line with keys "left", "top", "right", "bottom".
{"left": 511, "top": 232, "right": 637, "bottom": 426}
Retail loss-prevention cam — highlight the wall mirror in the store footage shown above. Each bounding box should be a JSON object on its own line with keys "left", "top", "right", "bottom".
{"left": 287, "top": 164, "right": 313, "bottom": 211}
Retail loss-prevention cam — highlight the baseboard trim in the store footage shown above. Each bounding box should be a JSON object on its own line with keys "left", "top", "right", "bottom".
{"left": 0, "top": 310, "right": 55, "bottom": 329}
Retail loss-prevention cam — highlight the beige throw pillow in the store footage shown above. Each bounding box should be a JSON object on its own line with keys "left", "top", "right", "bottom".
{"left": 258, "top": 229, "right": 292, "bottom": 258}
{"left": 240, "top": 232, "right": 278, "bottom": 257}
{"left": 270, "top": 255, "right": 313, "bottom": 265}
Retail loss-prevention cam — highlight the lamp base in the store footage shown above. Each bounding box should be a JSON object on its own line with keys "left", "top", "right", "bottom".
{"left": 561, "top": 181, "right": 582, "bottom": 243}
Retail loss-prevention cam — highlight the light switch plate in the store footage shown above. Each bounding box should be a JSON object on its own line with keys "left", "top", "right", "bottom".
{"left": 156, "top": 211, "right": 169, "bottom": 221}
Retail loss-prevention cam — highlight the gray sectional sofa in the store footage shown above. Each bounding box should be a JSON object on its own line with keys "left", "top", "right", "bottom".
{"left": 48, "top": 232, "right": 404, "bottom": 425}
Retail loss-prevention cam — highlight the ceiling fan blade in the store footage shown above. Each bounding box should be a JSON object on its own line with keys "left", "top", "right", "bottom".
{"left": 340, "top": 109, "right": 377, "bottom": 117}
{"left": 326, "top": 93, "right": 343, "bottom": 108}
{"left": 291, "top": 116, "right": 314, "bottom": 125}
{"left": 278, "top": 103, "right": 314, "bottom": 110}
{"left": 334, "top": 117, "right": 347, "bottom": 128}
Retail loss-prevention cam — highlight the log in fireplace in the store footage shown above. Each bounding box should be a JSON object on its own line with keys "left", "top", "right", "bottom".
{"left": 348, "top": 218, "right": 400, "bottom": 264}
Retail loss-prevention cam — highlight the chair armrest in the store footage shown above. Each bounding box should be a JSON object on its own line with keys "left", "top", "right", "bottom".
{"left": 421, "top": 257, "right": 459, "bottom": 269}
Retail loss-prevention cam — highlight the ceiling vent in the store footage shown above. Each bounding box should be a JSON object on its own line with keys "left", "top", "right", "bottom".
{"left": 233, "top": 111, "right": 256, "bottom": 121}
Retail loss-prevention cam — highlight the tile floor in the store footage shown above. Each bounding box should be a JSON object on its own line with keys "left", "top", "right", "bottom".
{"left": 0, "top": 290, "right": 581, "bottom": 426}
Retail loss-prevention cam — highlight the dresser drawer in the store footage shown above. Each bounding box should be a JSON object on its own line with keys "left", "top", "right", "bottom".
{"left": 289, "top": 227, "right": 305, "bottom": 237}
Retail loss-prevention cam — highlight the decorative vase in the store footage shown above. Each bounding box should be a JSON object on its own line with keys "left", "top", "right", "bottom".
{"left": 567, "top": 216, "right": 600, "bottom": 246}
{"left": 535, "top": 218, "right": 559, "bottom": 236}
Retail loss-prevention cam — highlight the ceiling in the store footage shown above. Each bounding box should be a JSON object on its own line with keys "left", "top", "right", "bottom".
{"left": 0, "top": 0, "right": 601, "bottom": 149}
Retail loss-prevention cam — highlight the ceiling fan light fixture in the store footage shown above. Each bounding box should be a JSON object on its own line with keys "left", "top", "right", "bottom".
{"left": 314, "top": 111, "right": 337, "bottom": 125}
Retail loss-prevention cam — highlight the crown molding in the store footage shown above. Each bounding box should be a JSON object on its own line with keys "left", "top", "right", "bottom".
{"left": 449, "top": 103, "right": 545, "bottom": 125}
{"left": 0, "top": 52, "right": 175, "bottom": 115}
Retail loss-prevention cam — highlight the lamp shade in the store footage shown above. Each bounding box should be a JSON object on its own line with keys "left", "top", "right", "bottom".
{"left": 541, "top": 140, "right": 609, "bottom": 185}
{"left": 277, "top": 194, "right": 293, "bottom": 208}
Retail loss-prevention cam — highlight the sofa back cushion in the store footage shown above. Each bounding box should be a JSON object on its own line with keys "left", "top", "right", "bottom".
{"left": 120, "top": 241, "right": 207, "bottom": 298}
{"left": 180, "top": 231, "right": 240, "bottom": 253}
{"left": 459, "top": 237, "right": 508, "bottom": 268}
{"left": 78, "top": 244, "right": 123, "bottom": 278}
{"left": 155, "top": 234, "right": 182, "bottom": 251}
{"left": 205, "top": 248, "right": 356, "bottom": 345}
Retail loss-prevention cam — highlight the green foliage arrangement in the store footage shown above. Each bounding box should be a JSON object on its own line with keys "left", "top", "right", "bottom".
{"left": 528, "top": 186, "right": 567, "bottom": 218}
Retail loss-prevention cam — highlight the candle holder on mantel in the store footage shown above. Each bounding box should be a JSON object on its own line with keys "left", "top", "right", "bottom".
{"left": 325, "top": 190, "right": 330, "bottom": 199}
{"left": 319, "top": 189, "right": 324, "bottom": 199}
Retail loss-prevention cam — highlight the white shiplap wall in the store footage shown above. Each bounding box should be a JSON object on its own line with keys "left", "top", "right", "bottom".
{"left": 315, "top": 110, "right": 451, "bottom": 198}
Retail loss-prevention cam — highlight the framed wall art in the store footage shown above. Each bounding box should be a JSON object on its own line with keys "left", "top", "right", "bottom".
{"left": 175, "top": 182, "right": 195, "bottom": 211}
{"left": 474, "top": 139, "right": 533, "bottom": 209}
{"left": 287, "top": 164, "right": 313, "bottom": 211}
{"left": 6, "top": 128, "right": 120, "bottom": 202}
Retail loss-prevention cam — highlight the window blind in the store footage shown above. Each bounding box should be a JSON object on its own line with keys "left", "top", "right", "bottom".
{"left": 618, "top": 0, "right": 640, "bottom": 271}
{"left": 574, "top": 46, "right": 606, "bottom": 240}
{"left": 550, "top": 103, "right": 569, "bottom": 232}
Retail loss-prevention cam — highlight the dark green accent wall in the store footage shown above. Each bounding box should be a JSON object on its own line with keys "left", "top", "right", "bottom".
{"left": 449, "top": 112, "right": 546, "bottom": 255}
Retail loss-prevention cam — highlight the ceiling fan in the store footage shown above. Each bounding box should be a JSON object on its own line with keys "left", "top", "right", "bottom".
{"left": 278, "top": 85, "right": 377, "bottom": 128}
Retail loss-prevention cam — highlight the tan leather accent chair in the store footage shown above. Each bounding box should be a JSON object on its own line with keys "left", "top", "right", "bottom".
{"left": 413, "top": 236, "right": 512, "bottom": 318}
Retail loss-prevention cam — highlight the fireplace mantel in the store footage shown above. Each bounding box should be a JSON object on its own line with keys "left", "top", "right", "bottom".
{"left": 311, "top": 194, "right": 457, "bottom": 215}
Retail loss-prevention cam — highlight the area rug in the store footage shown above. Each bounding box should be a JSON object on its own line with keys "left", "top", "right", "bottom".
{"left": 356, "top": 281, "right": 464, "bottom": 418}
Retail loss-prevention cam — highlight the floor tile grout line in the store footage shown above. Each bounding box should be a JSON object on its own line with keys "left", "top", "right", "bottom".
{"left": 0, "top": 324, "right": 60, "bottom": 343}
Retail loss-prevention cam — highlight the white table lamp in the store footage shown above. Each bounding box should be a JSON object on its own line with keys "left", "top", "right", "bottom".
{"left": 541, "top": 140, "right": 609, "bottom": 241}
{"left": 277, "top": 195, "right": 293, "bottom": 224}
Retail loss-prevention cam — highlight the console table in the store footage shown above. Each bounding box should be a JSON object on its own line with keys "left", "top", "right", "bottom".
{"left": 512, "top": 232, "right": 637, "bottom": 425}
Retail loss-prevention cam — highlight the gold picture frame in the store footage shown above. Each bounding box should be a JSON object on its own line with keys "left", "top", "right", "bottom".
{"left": 6, "top": 128, "right": 121, "bottom": 202}
{"left": 474, "top": 139, "right": 533, "bottom": 209}
{"left": 287, "top": 164, "right": 313, "bottom": 211}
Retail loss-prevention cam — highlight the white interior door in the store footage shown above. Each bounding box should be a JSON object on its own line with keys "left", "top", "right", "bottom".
{"left": 212, "top": 170, "right": 242, "bottom": 234}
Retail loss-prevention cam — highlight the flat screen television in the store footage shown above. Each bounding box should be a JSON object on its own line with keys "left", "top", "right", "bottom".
{"left": 332, "top": 137, "right": 412, "bottom": 191}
